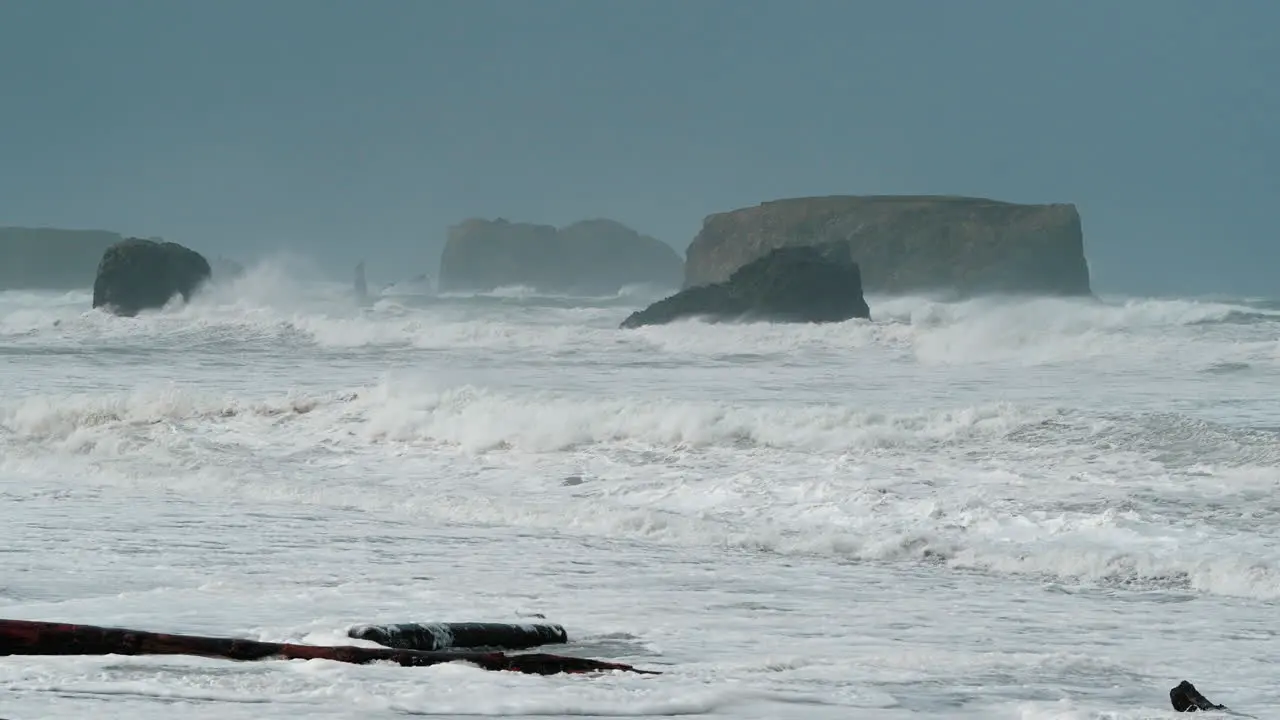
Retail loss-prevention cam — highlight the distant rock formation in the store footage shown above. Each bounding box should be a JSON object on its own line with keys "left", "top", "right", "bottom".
{"left": 354, "top": 260, "right": 368, "bottom": 299}
{"left": 620, "top": 241, "right": 870, "bottom": 328}
{"left": 208, "top": 255, "right": 246, "bottom": 282}
{"left": 0, "top": 227, "right": 123, "bottom": 291}
{"left": 438, "top": 218, "right": 683, "bottom": 295}
{"left": 381, "top": 273, "right": 435, "bottom": 296}
{"left": 683, "top": 195, "right": 1090, "bottom": 297}
{"left": 92, "top": 238, "right": 212, "bottom": 316}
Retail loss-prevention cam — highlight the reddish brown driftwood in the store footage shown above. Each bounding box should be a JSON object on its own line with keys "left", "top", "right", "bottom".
{"left": 0, "top": 618, "right": 659, "bottom": 676}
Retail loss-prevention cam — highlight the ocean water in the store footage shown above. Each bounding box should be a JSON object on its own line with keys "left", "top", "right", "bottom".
{"left": 2, "top": 261, "right": 1279, "bottom": 719}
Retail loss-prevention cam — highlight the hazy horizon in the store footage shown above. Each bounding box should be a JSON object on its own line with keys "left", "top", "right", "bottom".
{"left": 2, "top": 0, "right": 1276, "bottom": 296}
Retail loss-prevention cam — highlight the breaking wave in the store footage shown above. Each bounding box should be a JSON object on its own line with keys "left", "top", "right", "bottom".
{"left": 4, "top": 264, "right": 1278, "bottom": 374}
{"left": 6, "top": 266, "right": 1280, "bottom": 609}
{"left": 5, "top": 377, "right": 1280, "bottom": 602}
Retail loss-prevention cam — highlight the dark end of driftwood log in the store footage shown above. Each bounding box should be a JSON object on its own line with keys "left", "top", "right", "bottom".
{"left": 0, "top": 618, "right": 658, "bottom": 676}
{"left": 348, "top": 622, "right": 568, "bottom": 651}
{"left": 1170, "top": 681, "right": 1227, "bottom": 712}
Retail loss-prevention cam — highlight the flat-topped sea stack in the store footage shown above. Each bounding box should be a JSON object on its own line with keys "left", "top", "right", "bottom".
{"left": 683, "top": 195, "right": 1090, "bottom": 297}
{"left": 0, "top": 227, "right": 124, "bottom": 291}
{"left": 439, "top": 218, "right": 682, "bottom": 295}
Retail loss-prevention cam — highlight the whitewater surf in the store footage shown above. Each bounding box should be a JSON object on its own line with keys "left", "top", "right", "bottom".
{"left": 3, "top": 261, "right": 1279, "bottom": 717}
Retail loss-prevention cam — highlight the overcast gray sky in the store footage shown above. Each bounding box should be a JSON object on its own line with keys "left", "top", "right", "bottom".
{"left": 1, "top": 0, "right": 1275, "bottom": 295}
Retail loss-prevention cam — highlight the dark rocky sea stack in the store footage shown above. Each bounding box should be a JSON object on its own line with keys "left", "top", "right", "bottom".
{"left": 621, "top": 241, "right": 870, "bottom": 328}
{"left": 92, "top": 238, "right": 212, "bottom": 316}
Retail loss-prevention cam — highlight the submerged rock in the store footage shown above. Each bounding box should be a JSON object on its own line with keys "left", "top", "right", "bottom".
{"left": 620, "top": 241, "right": 870, "bottom": 328}
{"left": 92, "top": 238, "right": 212, "bottom": 316}
{"left": 348, "top": 622, "right": 568, "bottom": 651}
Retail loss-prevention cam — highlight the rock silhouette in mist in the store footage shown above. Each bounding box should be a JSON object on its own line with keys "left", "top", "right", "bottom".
{"left": 354, "top": 260, "right": 368, "bottom": 299}
{"left": 0, "top": 227, "right": 123, "bottom": 291}
{"left": 683, "top": 195, "right": 1091, "bottom": 298}
{"left": 92, "top": 238, "right": 212, "bottom": 316}
{"left": 209, "top": 255, "right": 246, "bottom": 282}
{"left": 621, "top": 241, "right": 870, "bottom": 328}
{"left": 439, "top": 217, "right": 683, "bottom": 295}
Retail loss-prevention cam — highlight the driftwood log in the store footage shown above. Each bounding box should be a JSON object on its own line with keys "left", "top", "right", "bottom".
{"left": 0, "top": 618, "right": 658, "bottom": 676}
{"left": 348, "top": 622, "right": 568, "bottom": 651}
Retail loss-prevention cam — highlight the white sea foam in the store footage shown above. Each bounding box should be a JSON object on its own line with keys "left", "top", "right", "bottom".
{"left": 4, "top": 270, "right": 1280, "bottom": 718}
